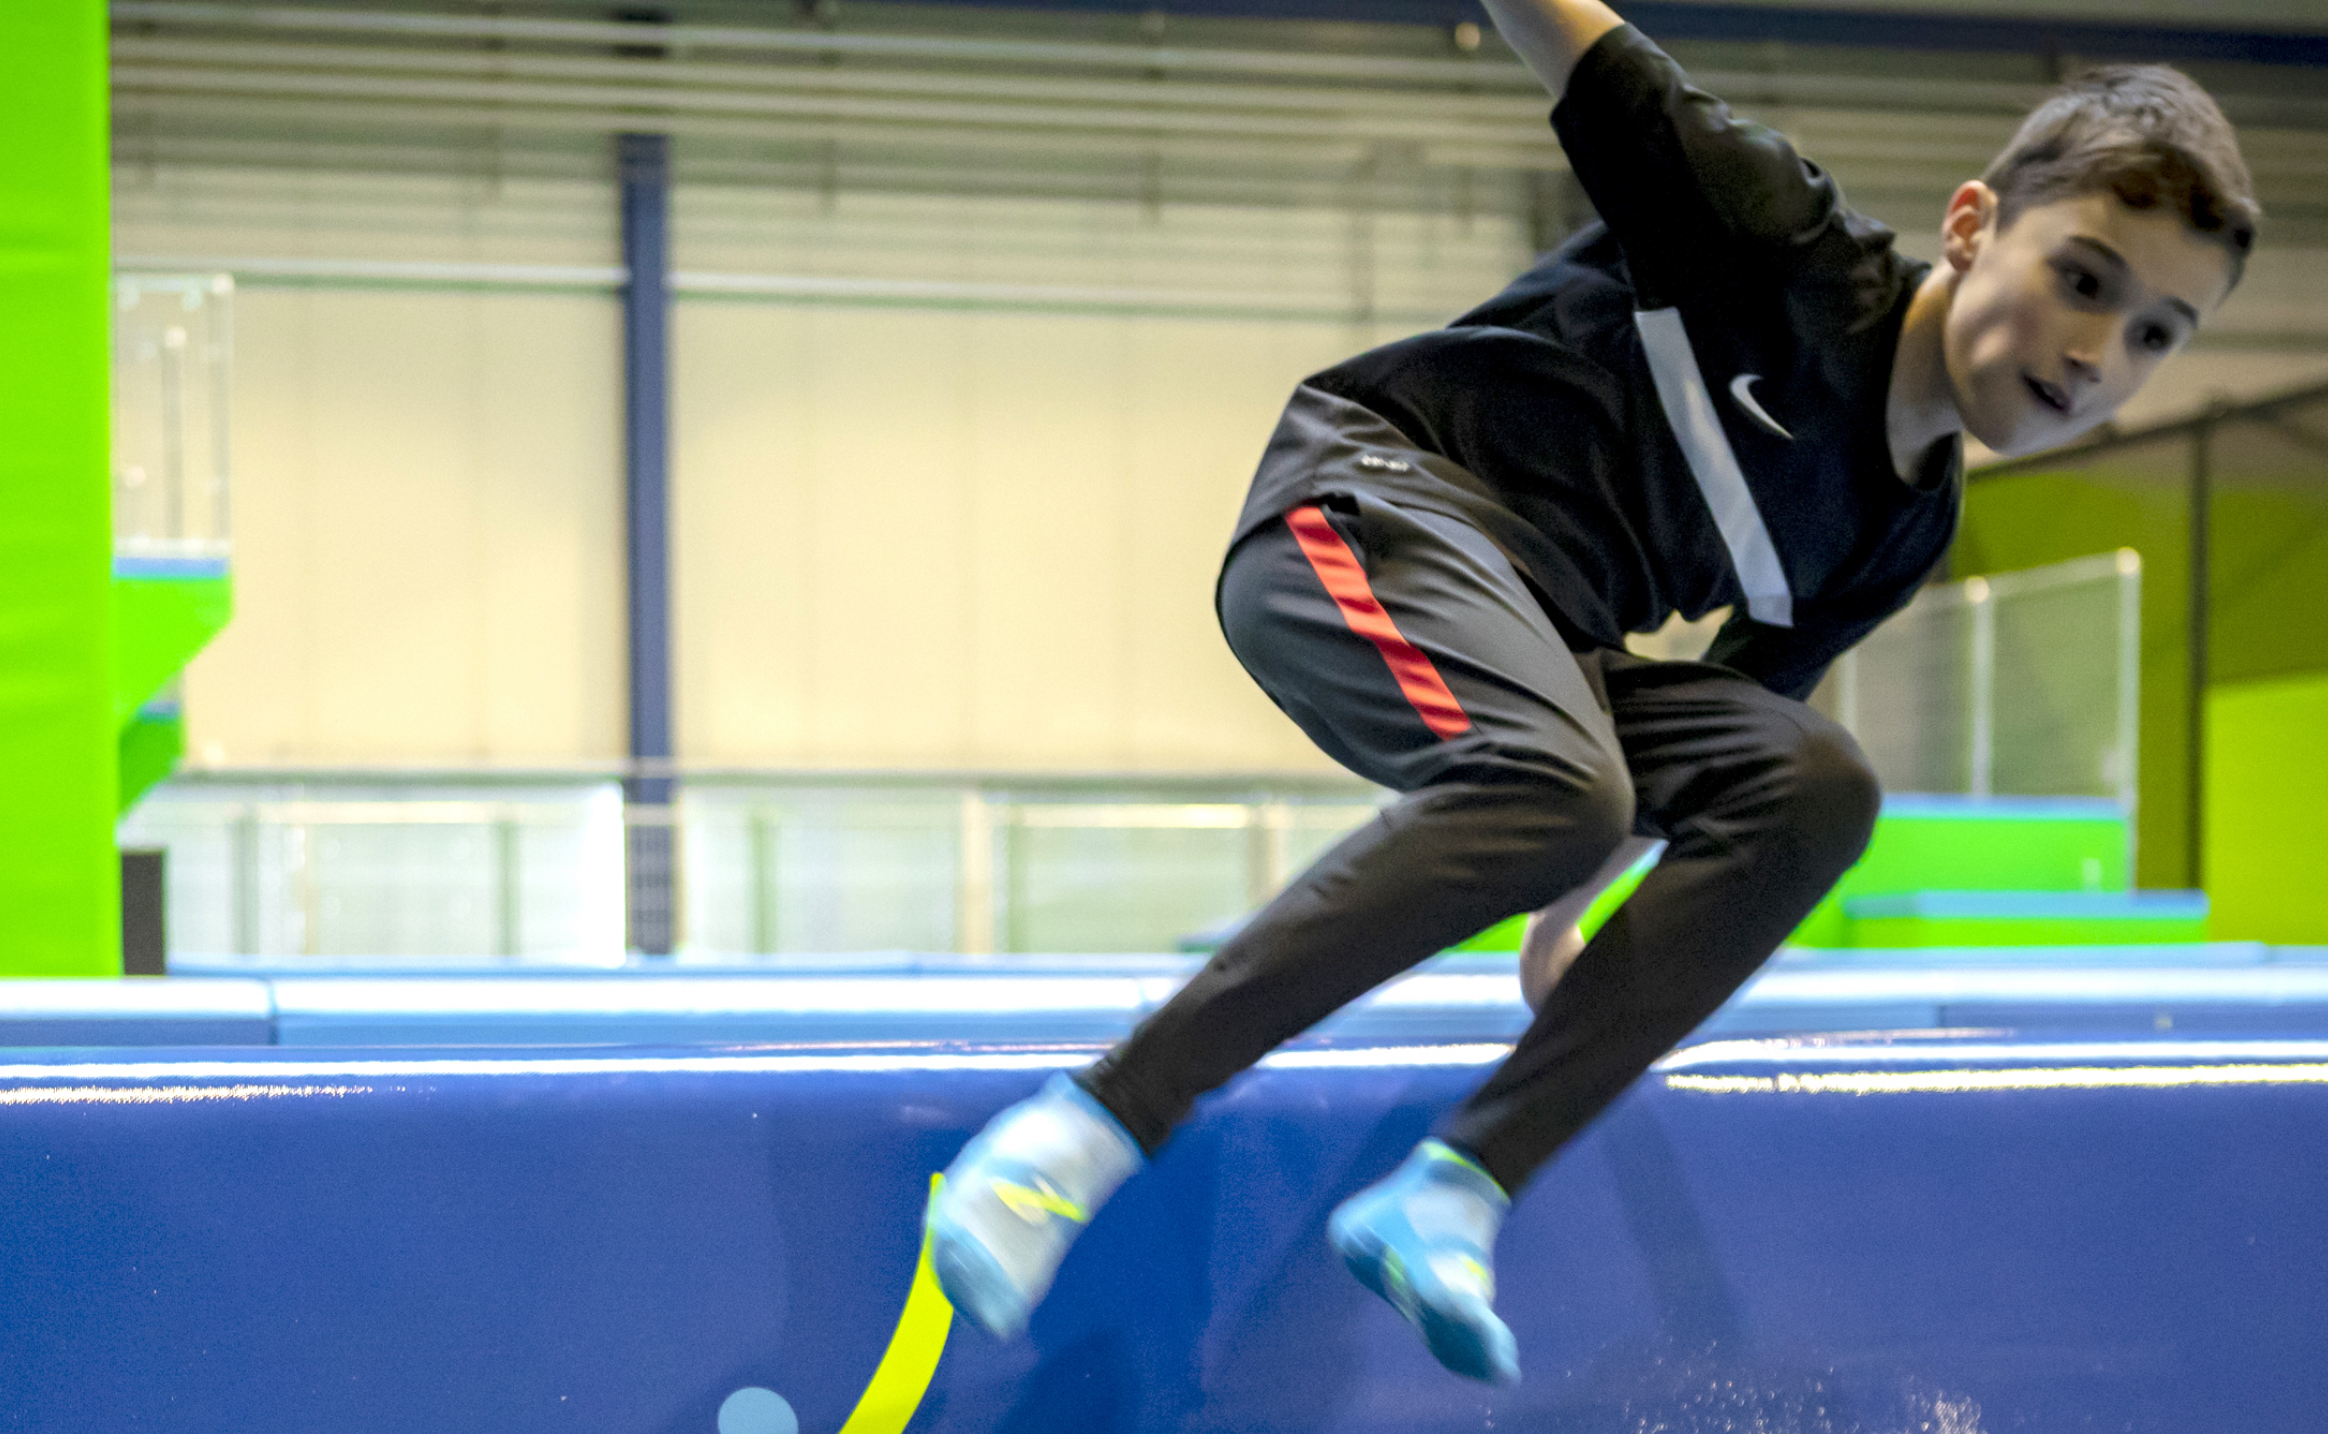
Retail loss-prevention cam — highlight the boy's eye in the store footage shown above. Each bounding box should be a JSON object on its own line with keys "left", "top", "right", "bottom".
{"left": 2060, "top": 264, "right": 2104, "bottom": 300}
{"left": 2140, "top": 324, "right": 2175, "bottom": 352}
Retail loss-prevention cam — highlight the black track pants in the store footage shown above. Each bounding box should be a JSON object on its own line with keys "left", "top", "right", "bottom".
{"left": 1079, "top": 492, "right": 1880, "bottom": 1193}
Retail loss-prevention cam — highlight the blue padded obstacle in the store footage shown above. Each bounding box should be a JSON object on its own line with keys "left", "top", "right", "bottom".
{"left": 3, "top": 1030, "right": 2325, "bottom": 1433}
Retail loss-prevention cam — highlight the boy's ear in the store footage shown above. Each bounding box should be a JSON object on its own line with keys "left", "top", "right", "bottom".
{"left": 1941, "top": 181, "right": 1997, "bottom": 274}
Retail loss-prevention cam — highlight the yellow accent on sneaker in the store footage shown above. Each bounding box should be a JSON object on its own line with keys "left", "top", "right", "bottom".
{"left": 991, "top": 1174, "right": 1090, "bottom": 1225}
{"left": 1420, "top": 1139, "right": 1502, "bottom": 1192}
{"left": 1458, "top": 1255, "right": 1488, "bottom": 1286}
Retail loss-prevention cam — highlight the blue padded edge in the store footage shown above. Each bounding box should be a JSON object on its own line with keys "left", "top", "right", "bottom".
{"left": 0, "top": 1018, "right": 276, "bottom": 1047}
{"left": 1846, "top": 890, "right": 2210, "bottom": 920}
{"left": 112, "top": 554, "right": 230, "bottom": 580}
{"left": 0, "top": 977, "right": 274, "bottom": 1048}
{"left": 7, "top": 1029, "right": 2328, "bottom": 1432}
{"left": 7, "top": 949, "right": 2327, "bottom": 1047}
{"left": 1874, "top": 794, "right": 2125, "bottom": 821}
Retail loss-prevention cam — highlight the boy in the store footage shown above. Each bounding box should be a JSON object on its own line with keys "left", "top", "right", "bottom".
{"left": 926, "top": 0, "right": 2258, "bottom": 1386}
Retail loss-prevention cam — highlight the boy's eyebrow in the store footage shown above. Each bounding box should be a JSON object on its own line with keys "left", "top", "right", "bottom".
{"left": 2065, "top": 234, "right": 2130, "bottom": 277}
{"left": 2066, "top": 234, "right": 2203, "bottom": 325}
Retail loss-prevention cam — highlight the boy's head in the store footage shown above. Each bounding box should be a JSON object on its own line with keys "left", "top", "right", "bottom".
{"left": 1939, "top": 65, "right": 2260, "bottom": 456}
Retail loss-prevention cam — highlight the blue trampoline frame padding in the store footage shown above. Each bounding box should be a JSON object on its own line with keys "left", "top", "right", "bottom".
{"left": 16, "top": 945, "right": 2328, "bottom": 1047}
{"left": 2, "top": 1031, "right": 2325, "bottom": 1433}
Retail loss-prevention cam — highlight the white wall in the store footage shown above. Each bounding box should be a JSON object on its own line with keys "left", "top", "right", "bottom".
{"left": 189, "top": 286, "right": 626, "bottom": 765}
{"left": 113, "top": 161, "right": 2328, "bottom": 771}
{"left": 115, "top": 166, "right": 628, "bottom": 766}
{"left": 669, "top": 187, "right": 1522, "bottom": 771}
{"left": 113, "top": 165, "right": 1527, "bottom": 772}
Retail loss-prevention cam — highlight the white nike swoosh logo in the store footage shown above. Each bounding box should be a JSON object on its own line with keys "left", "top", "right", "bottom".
{"left": 1728, "top": 373, "right": 1793, "bottom": 442}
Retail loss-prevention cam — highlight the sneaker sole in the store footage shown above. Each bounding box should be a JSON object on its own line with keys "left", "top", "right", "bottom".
{"left": 1330, "top": 1219, "right": 1513, "bottom": 1384}
{"left": 1414, "top": 1296, "right": 1510, "bottom": 1384}
{"left": 927, "top": 1215, "right": 1030, "bottom": 1340}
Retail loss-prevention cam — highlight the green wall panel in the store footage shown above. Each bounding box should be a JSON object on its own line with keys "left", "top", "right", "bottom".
{"left": 0, "top": 0, "right": 116, "bottom": 977}
{"left": 2207, "top": 672, "right": 2328, "bottom": 944}
{"left": 1955, "top": 466, "right": 2192, "bottom": 889}
{"left": 1959, "top": 430, "right": 2328, "bottom": 891}
{"left": 2201, "top": 493, "right": 2328, "bottom": 687}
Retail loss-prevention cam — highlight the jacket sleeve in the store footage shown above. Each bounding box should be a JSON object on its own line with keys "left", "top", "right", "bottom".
{"left": 1550, "top": 25, "right": 1842, "bottom": 308}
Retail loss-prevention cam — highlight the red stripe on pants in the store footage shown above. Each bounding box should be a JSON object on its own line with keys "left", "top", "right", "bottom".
{"left": 1283, "top": 504, "right": 1472, "bottom": 740}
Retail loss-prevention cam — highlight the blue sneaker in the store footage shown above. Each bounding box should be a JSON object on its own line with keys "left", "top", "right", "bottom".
{"left": 926, "top": 1074, "right": 1143, "bottom": 1339}
{"left": 1327, "top": 1139, "right": 1518, "bottom": 1384}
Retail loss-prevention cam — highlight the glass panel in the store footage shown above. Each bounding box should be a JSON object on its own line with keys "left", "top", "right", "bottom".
{"left": 1846, "top": 590, "right": 1976, "bottom": 794}
{"left": 119, "top": 780, "right": 626, "bottom": 961}
{"left": 1822, "top": 553, "right": 2138, "bottom": 802}
{"left": 684, "top": 787, "right": 962, "bottom": 955}
{"left": 1003, "top": 809, "right": 1253, "bottom": 954}
{"left": 112, "top": 273, "right": 233, "bottom": 559}
{"left": 126, "top": 774, "right": 1385, "bottom": 961}
{"left": 1990, "top": 571, "right": 2124, "bottom": 797}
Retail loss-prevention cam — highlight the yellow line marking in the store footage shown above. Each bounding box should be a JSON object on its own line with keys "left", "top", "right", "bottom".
{"left": 836, "top": 1174, "right": 956, "bottom": 1434}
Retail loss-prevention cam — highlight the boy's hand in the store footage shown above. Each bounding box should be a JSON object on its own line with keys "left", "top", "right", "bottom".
{"left": 1480, "top": 0, "right": 1627, "bottom": 98}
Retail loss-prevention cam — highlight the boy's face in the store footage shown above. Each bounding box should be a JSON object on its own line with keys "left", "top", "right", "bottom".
{"left": 1940, "top": 183, "right": 2235, "bottom": 456}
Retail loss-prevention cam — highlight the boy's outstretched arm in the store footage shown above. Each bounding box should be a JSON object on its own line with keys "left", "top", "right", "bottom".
{"left": 1480, "top": 0, "right": 1626, "bottom": 98}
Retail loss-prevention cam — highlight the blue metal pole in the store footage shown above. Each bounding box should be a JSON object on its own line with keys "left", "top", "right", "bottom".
{"left": 619, "top": 130, "right": 675, "bottom": 956}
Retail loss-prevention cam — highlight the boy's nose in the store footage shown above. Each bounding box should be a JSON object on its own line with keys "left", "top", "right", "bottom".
{"left": 2060, "top": 314, "right": 2117, "bottom": 386}
{"left": 2061, "top": 328, "right": 2116, "bottom": 388}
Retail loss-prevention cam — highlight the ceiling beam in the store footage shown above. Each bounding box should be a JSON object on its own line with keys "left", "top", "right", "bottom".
{"left": 111, "top": 1, "right": 2328, "bottom": 67}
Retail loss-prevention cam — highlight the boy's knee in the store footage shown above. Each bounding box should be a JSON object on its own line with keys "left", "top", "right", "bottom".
{"left": 1573, "top": 758, "right": 1638, "bottom": 858}
{"left": 1458, "top": 759, "right": 1633, "bottom": 911}
{"left": 1782, "top": 721, "right": 1881, "bottom": 869}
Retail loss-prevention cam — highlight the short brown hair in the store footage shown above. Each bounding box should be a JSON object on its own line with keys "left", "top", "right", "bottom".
{"left": 1983, "top": 65, "right": 2260, "bottom": 285}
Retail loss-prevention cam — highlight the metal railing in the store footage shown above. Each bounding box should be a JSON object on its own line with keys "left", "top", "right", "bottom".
{"left": 127, "top": 783, "right": 628, "bottom": 960}
{"left": 122, "top": 772, "right": 1385, "bottom": 961}
{"left": 126, "top": 543, "right": 2160, "bottom": 962}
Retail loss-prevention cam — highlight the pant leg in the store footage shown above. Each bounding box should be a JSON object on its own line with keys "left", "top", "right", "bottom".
{"left": 1080, "top": 495, "right": 1635, "bottom": 1154}
{"left": 1439, "top": 655, "right": 1882, "bottom": 1191}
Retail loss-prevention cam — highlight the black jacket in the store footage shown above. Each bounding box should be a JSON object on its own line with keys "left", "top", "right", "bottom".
{"left": 1234, "top": 24, "right": 1960, "bottom": 700}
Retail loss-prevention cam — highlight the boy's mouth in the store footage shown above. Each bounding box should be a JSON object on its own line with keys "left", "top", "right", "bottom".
{"left": 2023, "top": 373, "right": 2071, "bottom": 416}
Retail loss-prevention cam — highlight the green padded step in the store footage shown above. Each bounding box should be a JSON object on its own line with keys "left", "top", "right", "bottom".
{"left": 111, "top": 554, "right": 231, "bottom": 814}
{"left": 1456, "top": 795, "right": 2135, "bottom": 954}
{"left": 113, "top": 555, "right": 232, "bottom": 725}
{"left": 1841, "top": 889, "right": 2208, "bottom": 948}
{"left": 118, "top": 698, "right": 185, "bottom": 814}
{"left": 1791, "top": 795, "right": 2130, "bottom": 949}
